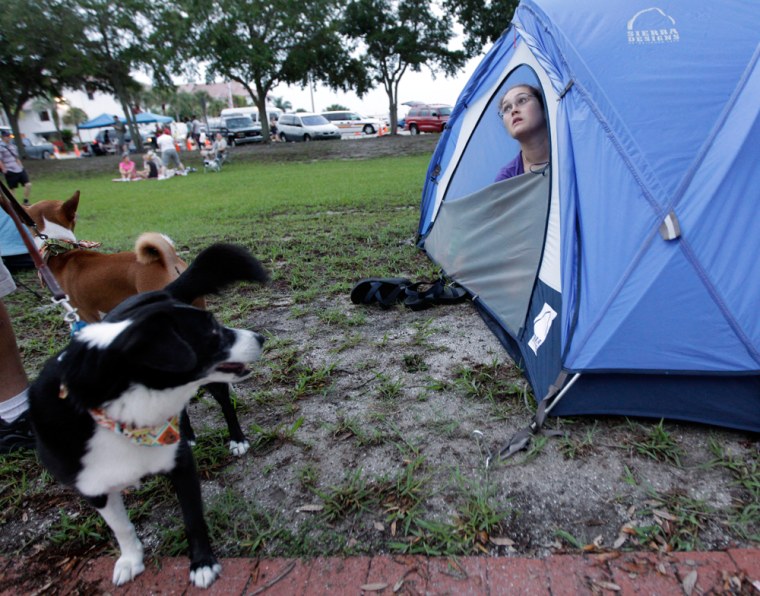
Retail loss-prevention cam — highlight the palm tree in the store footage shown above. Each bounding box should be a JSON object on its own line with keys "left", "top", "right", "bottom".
{"left": 62, "top": 107, "right": 89, "bottom": 141}
{"left": 272, "top": 96, "right": 292, "bottom": 113}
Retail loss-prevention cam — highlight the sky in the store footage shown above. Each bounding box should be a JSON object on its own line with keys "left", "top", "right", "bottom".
{"left": 242, "top": 54, "right": 483, "bottom": 119}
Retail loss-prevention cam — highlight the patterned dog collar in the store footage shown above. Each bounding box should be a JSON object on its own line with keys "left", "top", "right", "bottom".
{"left": 89, "top": 407, "right": 181, "bottom": 446}
{"left": 40, "top": 238, "right": 102, "bottom": 260}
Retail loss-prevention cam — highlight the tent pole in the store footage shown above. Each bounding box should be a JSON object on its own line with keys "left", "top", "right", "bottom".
{"left": 543, "top": 373, "right": 581, "bottom": 416}
{"left": 491, "top": 373, "right": 582, "bottom": 464}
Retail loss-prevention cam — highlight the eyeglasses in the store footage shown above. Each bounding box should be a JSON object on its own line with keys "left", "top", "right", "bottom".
{"left": 497, "top": 93, "right": 535, "bottom": 119}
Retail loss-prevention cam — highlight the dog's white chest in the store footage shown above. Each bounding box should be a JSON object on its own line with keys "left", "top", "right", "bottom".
{"left": 76, "top": 429, "right": 179, "bottom": 496}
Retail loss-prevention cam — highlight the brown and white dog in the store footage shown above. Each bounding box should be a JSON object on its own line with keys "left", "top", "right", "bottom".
{"left": 26, "top": 191, "right": 191, "bottom": 322}
{"left": 25, "top": 191, "right": 262, "bottom": 455}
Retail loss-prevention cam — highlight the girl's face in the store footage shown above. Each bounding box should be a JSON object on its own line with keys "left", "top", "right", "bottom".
{"left": 500, "top": 86, "right": 546, "bottom": 141}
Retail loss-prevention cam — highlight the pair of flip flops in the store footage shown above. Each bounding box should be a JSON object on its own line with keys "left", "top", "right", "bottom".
{"left": 350, "top": 278, "right": 468, "bottom": 310}
{"left": 350, "top": 277, "right": 413, "bottom": 309}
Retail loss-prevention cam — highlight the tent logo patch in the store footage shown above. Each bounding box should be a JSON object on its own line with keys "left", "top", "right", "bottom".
{"left": 627, "top": 8, "right": 680, "bottom": 45}
{"left": 528, "top": 303, "right": 557, "bottom": 355}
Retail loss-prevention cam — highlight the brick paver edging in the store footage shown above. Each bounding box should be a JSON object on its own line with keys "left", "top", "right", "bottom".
{"left": 1, "top": 549, "right": 758, "bottom": 594}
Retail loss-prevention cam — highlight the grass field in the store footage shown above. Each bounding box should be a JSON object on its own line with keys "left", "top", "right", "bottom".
{"left": 31, "top": 154, "right": 431, "bottom": 250}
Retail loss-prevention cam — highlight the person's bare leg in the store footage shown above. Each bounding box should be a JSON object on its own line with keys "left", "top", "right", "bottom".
{"left": 0, "top": 300, "right": 27, "bottom": 401}
{"left": 0, "top": 295, "right": 34, "bottom": 452}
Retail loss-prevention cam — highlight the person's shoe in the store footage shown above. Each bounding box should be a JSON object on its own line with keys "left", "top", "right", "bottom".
{"left": 22, "top": 199, "right": 30, "bottom": 206}
{"left": 0, "top": 411, "right": 36, "bottom": 454}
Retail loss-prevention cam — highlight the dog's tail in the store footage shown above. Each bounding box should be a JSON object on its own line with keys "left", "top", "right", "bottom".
{"left": 135, "top": 232, "right": 186, "bottom": 276}
{"left": 164, "top": 243, "right": 269, "bottom": 304}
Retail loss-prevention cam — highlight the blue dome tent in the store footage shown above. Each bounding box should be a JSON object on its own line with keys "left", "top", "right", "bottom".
{"left": 417, "top": 0, "right": 760, "bottom": 434}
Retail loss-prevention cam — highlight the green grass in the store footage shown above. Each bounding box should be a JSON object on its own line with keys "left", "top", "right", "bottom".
{"left": 627, "top": 419, "right": 684, "bottom": 467}
{"left": 32, "top": 156, "right": 429, "bottom": 251}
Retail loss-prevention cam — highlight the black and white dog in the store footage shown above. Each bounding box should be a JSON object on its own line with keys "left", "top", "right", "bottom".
{"left": 29, "top": 244, "right": 268, "bottom": 588}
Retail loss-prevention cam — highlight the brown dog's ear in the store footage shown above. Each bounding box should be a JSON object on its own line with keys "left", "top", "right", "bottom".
{"left": 62, "top": 191, "right": 80, "bottom": 228}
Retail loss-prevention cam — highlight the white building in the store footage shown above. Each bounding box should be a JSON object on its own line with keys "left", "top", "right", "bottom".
{"left": 1, "top": 88, "right": 123, "bottom": 144}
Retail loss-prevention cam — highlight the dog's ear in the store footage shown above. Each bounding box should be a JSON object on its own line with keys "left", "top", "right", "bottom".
{"left": 115, "top": 315, "right": 198, "bottom": 373}
{"left": 62, "top": 191, "right": 80, "bottom": 227}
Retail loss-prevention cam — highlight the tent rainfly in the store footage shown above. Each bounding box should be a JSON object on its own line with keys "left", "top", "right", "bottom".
{"left": 417, "top": 0, "right": 760, "bottom": 436}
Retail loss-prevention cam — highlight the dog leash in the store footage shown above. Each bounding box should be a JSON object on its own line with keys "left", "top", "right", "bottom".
{"left": 0, "top": 180, "right": 83, "bottom": 333}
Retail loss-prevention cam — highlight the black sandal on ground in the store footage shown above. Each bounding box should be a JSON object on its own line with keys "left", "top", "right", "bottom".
{"left": 350, "top": 277, "right": 413, "bottom": 308}
{"left": 403, "top": 280, "right": 468, "bottom": 311}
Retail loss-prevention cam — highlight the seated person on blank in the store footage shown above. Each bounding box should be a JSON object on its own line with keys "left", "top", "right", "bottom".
{"left": 118, "top": 153, "right": 139, "bottom": 180}
{"left": 137, "top": 150, "right": 164, "bottom": 179}
{"left": 201, "top": 133, "right": 227, "bottom": 163}
{"left": 495, "top": 84, "right": 549, "bottom": 181}
{"left": 211, "top": 132, "right": 228, "bottom": 161}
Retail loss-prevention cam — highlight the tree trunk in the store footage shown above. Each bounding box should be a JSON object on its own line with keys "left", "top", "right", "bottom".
{"left": 122, "top": 100, "right": 143, "bottom": 154}
{"left": 255, "top": 86, "right": 270, "bottom": 144}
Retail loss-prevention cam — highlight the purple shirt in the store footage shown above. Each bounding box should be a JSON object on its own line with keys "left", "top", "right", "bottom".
{"left": 494, "top": 152, "right": 524, "bottom": 182}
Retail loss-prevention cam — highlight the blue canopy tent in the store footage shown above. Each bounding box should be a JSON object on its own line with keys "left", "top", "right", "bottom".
{"left": 417, "top": 0, "right": 760, "bottom": 433}
{"left": 131, "top": 112, "right": 173, "bottom": 124}
{"left": 79, "top": 112, "right": 173, "bottom": 129}
{"left": 78, "top": 113, "right": 118, "bottom": 129}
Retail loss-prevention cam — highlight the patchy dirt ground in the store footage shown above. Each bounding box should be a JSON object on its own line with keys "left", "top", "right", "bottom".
{"left": 2, "top": 135, "right": 758, "bottom": 592}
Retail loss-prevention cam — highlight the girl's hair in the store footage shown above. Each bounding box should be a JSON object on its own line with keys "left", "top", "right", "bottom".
{"left": 502, "top": 84, "right": 544, "bottom": 110}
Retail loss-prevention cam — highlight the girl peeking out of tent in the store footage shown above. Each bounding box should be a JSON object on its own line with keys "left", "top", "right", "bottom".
{"left": 495, "top": 84, "right": 549, "bottom": 182}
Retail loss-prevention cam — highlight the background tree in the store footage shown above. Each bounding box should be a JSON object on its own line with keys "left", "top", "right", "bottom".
{"left": 62, "top": 107, "right": 89, "bottom": 141}
{"left": 76, "top": 0, "right": 163, "bottom": 151}
{"left": 0, "top": 0, "right": 89, "bottom": 156}
{"left": 165, "top": 0, "right": 369, "bottom": 142}
{"left": 341, "top": 0, "right": 467, "bottom": 134}
{"left": 191, "top": 91, "right": 226, "bottom": 123}
{"left": 134, "top": 85, "right": 173, "bottom": 116}
{"left": 272, "top": 96, "right": 294, "bottom": 113}
{"left": 325, "top": 103, "right": 350, "bottom": 111}
{"left": 442, "top": 0, "right": 518, "bottom": 55}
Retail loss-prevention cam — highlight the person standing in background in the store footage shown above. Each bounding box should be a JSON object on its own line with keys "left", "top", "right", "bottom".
{"left": 112, "top": 115, "right": 127, "bottom": 154}
{"left": 0, "top": 129, "right": 32, "bottom": 205}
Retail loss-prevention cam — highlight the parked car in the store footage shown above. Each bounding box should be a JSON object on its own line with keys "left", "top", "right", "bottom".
{"left": 0, "top": 127, "right": 55, "bottom": 159}
{"left": 321, "top": 111, "right": 383, "bottom": 135}
{"left": 207, "top": 115, "right": 263, "bottom": 146}
{"left": 21, "top": 137, "right": 55, "bottom": 160}
{"left": 404, "top": 104, "right": 453, "bottom": 134}
{"left": 277, "top": 113, "right": 341, "bottom": 142}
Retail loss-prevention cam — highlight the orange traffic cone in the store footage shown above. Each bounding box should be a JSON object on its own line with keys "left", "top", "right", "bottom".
{"left": 378, "top": 125, "right": 385, "bottom": 137}
{"left": 186, "top": 138, "right": 193, "bottom": 151}
{"left": 73, "top": 143, "right": 81, "bottom": 157}
{"left": 53, "top": 145, "right": 60, "bottom": 158}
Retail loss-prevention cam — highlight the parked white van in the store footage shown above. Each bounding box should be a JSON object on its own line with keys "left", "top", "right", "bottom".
{"left": 277, "top": 113, "right": 341, "bottom": 142}
{"left": 321, "top": 111, "right": 383, "bottom": 135}
{"left": 220, "top": 106, "right": 283, "bottom": 126}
